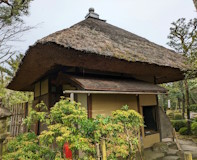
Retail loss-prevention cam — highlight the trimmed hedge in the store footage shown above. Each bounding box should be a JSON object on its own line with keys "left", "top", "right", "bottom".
{"left": 191, "top": 122, "right": 197, "bottom": 136}
{"left": 171, "top": 120, "right": 187, "bottom": 132}
{"left": 167, "top": 112, "right": 184, "bottom": 120}
{"left": 174, "top": 113, "right": 183, "bottom": 120}
{"left": 167, "top": 112, "right": 174, "bottom": 120}
{"left": 190, "top": 104, "right": 197, "bottom": 112}
{"left": 179, "top": 127, "right": 188, "bottom": 135}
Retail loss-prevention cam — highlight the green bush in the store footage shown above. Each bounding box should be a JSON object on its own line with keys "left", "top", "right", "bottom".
{"left": 3, "top": 132, "right": 55, "bottom": 160}
{"left": 193, "top": 117, "right": 197, "bottom": 122}
{"left": 174, "top": 113, "right": 183, "bottom": 120}
{"left": 171, "top": 120, "right": 187, "bottom": 132}
{"left": 167, "top": 112, "right": 174, "bottom": 119}
{"left": 191, "top": 122, "right": 197, "bottom": 136}
{"left": 179, "top": 127, "right": 188, "bottom": 135}
{"left": 190, "top": 104, "right": 197, "bottom": 112}
{"left": 4, "top": 98, "right": 143, "bottom": 160}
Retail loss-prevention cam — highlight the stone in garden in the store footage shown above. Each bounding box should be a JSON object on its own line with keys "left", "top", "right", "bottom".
{"left": 144, "top": 148, "right": 165, "bottom": 160}
{"left": 162, "top": 156, "right": 180, "bottom": 160}
{"left": 152, "top": 142, "right": 169, "bottom": 153}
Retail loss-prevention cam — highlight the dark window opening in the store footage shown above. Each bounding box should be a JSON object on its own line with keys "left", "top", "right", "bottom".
{"left": 143, "top": 106, "right": 158, "bottom": 136}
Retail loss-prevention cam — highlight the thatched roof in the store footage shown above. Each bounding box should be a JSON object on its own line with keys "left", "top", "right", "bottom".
{"left": 7, "top": 9, "right": 189, "bottom": 91}
{"left": 0, "top": 107, "right": 12, "bottom": 118}
{"left": 39, "top": 18, "right": 187, "bottom": 70}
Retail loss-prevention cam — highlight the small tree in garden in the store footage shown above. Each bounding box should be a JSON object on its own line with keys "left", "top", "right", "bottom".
{"left": 3, "top": 98, "right": 143, "bottom": 160}
{"left": 110, "top": 105, "right": 143, "bottom": 159}
{"left": 168, "top": 18, "right": 197, "bottom": 134}
{"left": 3, "top": 132, "right": 54, "bottom": 160}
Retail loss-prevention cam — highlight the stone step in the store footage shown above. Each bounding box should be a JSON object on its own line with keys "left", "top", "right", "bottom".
{"left": 161, "top": 156, "right": 181, "bottom": 160}
{"left": 144, "top": 149, "right": 165, "bottom": 160}
{"left": 167, "top": 149, "right": 179, "bottom": 156}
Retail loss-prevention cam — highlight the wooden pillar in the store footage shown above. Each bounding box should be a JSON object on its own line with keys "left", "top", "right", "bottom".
{"left": 87, "top": 94, "right": 92, "bottom": 118}
{"left": 137, "top": 95, "right": 140, "bottom": 113}
{"left": 154, "top": 76, "right": 162, "bottom": 141}
{"left": 70, "top": 93, "right": 74, "bottom": 101}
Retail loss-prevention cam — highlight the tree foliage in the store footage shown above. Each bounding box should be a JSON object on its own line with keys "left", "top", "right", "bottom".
{"left": 166, "top": 18, "right": 197, "bottom": 134}
{"left": 0, "top": 0, "right": 32, "bottom": 24}
{"left": 0, "top": 0, "right": 32, "bottom": 64}
{"left": 3, "top": 98, "right": 143, "bottom": 160}
{"left": 3, "top": 132, "right": 54, "bottom": 160}
{"left": 0, "top": 54, "right": 32, "bottom": 106}
{"left": 168, "top": 18, "right": 197, "bottom": 76}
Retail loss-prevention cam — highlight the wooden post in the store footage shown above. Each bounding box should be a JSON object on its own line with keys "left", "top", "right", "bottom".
{"left": 101, "top": 139, "right": 107, "bottom": 160}
{"left": 173, "top": 128, "right": 182, "bottom": 151}
{"left": 70, "top": 93, "right": 74, "bottom": 101}
{"left": 172, "top": 128, "right": 175, "bottom": 142}
{"left": 96, "top": 143, "right": 101, "bottom": 160}
{"left": 184, "top": 152, "right": 192, "bottom": 160}
{"left": 87, "top": 94, "right": 92, "bottom": 118}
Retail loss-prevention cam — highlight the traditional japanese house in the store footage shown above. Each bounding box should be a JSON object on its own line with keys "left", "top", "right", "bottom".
{"left": 7, "top": 8, "right": 189, "bottom": 148}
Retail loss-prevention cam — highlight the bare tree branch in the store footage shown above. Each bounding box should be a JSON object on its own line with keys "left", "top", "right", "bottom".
{"left": 0, "top": 20, "right": 33, "bottom": 63}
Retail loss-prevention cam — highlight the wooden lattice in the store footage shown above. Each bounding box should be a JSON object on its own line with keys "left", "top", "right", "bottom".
{"left": 9, "top": 103, "right": 28, "bottom": 137}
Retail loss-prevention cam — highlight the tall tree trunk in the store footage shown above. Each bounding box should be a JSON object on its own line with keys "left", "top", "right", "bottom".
{"left": 179, "top": 81, "right": 185, "bottom": 119}
{"left": 184, "top": 80, "right": 191, "bottom": 134}
{"left": 193, "top": 0, "right": 197, "bottom": 11}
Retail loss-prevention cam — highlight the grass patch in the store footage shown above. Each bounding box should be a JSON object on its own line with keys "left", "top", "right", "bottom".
{"left": 177, "top": 132, "right": 197, "bottom": 143}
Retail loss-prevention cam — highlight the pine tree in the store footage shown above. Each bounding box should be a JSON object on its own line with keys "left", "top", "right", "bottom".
{"left": 168, "top": 18, "right": 197, "bottom": 134}
{"left": 0, "top": 0, "right": 32, "bottom": 24}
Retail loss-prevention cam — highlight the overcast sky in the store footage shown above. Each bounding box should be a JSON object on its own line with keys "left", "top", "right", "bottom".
{"left": 17, "top": 0, "right": 196, "bottom": 53}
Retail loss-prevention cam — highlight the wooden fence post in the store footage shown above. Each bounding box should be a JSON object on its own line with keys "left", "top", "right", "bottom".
{"left": 184, "top": 152, "right": 192, "bottom": 160}
{"left": 173, "top": 128, "right": 182, "bottom": 151}
{"left": 96, "top": 143, "right": 101, "bottom": 160}
{"left": 101, "top": 139, "right": 107, "bottom": 160}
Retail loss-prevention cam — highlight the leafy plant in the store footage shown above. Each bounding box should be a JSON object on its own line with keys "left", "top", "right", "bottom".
{"left": 190, "top": 104, "right": 197, "bottom": 112}
{"left": 179, "top": 127, "right": 189, "bottom": 135}
{"left": 4, "top": 98, "right": 143, "bottom": 160}
{"left": 171, "top": 120, "right": 187, "bottom": 131}
{"left": 3, "top": 132, "right": 55, "bottom": 160}
{"left": 174, "top": 113, "right": 184, "bottom": 120}
{"left": 167, "top": 112, "right": 174, "bottom": 120}
{"left": 191, "top": 122, "right": 197, "bottom": 136}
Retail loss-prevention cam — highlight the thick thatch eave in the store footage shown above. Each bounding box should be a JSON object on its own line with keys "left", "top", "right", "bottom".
{"left": 38, "top": 17, "right": 188, "bottom": 70}
{"left": 7, "top": 17, "right": 189, "bottom": 91}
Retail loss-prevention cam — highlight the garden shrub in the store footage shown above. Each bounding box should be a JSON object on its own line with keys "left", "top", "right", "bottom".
{"left": 3, "top": 98, "right": 143, "bottom": 160}
{"left": 191, "top": 122, "right": 197, "bottom": 136}
{"left": 193, "top": 117, "right": 197, "bottom": 122}
{"left": 171, "top": 120, "right": 187, "bottom": 132}
{"left": 190, "top": 104, "right": 197, "bottom": 112}
{"left": 174, "top": 113, "right": 183, "bottom": 120}
{"left": 167, "top": 112, "right": 174, "bottom": 120}
{"left": 179, "top": 127, "right": 188, "bottom": 135}
{"left": 3, "top": 132, "right": 55, "bottom": 160}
